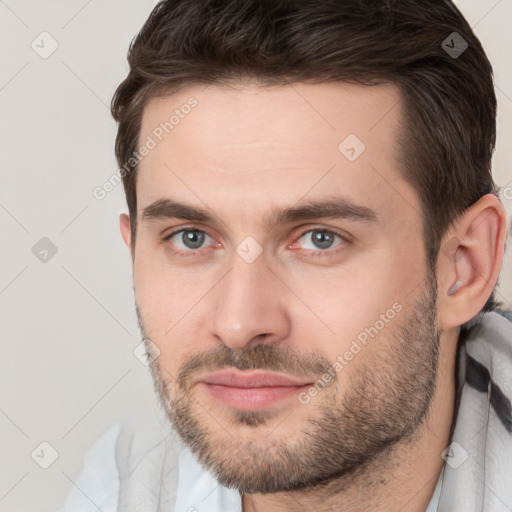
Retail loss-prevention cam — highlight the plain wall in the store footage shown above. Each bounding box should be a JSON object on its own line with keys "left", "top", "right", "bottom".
{"left": 0, "top": 0, "right": 511, "bottom": 510}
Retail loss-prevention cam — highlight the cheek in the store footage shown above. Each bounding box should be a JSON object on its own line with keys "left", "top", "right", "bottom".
{"left": 281, "top": 260, "right": 397, "bottom": 345}
{"left": 286, "top": 250, "right": 422, "bottom": 362}
{"left": 133, "top": 245, "right": 197, "bottom": 324}
{"left": 133, "top": 255, "right": 212, "bottom": 370}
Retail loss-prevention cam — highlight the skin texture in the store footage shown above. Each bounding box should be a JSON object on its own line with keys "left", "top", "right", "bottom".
{"left": 120, "top": 81, "right": 507, "bottom": 512}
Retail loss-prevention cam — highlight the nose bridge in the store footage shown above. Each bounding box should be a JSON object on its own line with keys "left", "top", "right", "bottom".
{"left": 210, "top": 249, "right": 290, "bottom": 349}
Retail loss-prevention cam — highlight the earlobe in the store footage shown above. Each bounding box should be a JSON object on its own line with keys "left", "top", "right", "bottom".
{"left": 437, "top": 194, "right": 508, "bottom": 329}
{"left": 119, "top": 213, "right": 132, "bottom": 249}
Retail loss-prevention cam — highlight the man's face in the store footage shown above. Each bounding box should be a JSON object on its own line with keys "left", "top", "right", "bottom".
{"left": 128, "top": 81, "right": 440, "bottom": 492}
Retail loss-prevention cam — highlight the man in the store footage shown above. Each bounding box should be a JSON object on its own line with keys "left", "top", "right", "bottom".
{"left": 62, "top": 0, "right": 512, "bottom": 510}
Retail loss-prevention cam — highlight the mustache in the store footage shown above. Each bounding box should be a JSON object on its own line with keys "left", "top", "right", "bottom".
{"left": 175, "top": 343, "right": 334, "bottom": 391}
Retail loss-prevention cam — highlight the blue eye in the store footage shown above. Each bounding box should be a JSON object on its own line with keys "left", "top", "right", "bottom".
{"left": 163, "top": 227, "right": 348, "bottom": 259}
{"left": 297, "top": 229, "right": 343, "bottom": 251}
{"left": 166, "top": 229, "right": 213, "bottom": 254}
{"left": 288, "top": 228, "right": 348, "bottom": 258}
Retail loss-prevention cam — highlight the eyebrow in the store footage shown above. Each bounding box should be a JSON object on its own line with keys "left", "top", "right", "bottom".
{"left": 141, "top": 196, "right": 380, "bottom": 229}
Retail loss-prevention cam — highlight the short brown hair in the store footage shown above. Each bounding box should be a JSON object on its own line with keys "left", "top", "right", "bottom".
{"left": 111, "top": 0, "right": 501, "bottom": 313}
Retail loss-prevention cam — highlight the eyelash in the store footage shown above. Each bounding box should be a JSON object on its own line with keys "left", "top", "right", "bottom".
{"left": 162, "top": 226, "right": 349, "bottom": 259}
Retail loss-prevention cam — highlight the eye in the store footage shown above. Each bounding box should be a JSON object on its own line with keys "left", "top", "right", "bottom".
{"left": 163, "top": 226, "right": 348, "bottom": 259}
{"left": 164, "top": 228, "right": 217, "bottom": 255}
{"left": 291, "top": 228, "right": 347, "bottom": 257}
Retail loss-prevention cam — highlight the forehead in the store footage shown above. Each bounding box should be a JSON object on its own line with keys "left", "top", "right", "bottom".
{"left": 136, "top": 81, "right": 418, "bottom": 230}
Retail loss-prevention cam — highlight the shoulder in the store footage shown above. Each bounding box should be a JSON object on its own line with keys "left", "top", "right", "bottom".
{"left": 59, "top": 406, "right": 185, "bottom": 511}
{"left": 59, "top": 421, "right": 122, "bottom": 512}
{"left": 464, "top": 308, "right": 512, "bottom": 367}
{"left": 463, "top": 309, "right": 512, "bottom": 433}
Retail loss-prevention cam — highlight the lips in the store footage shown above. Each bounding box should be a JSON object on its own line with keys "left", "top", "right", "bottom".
{"left": 195, "top": 370, "right": 314, "bottom": 411}
{"left": 198, "top": 370, "right": 312, "bottom": 388}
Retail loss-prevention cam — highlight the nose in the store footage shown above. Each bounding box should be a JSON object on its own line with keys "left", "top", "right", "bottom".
{"left": 209, "top": 253, "right": 291, "bottom": 350}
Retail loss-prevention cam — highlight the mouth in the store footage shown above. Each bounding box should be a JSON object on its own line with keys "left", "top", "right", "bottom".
{"left": 195, "top": 370, "right": 314, "bottom": 410}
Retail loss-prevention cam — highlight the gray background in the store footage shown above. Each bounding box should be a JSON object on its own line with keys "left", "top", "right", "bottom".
{"left": 0, "top": 0, "right": 511, "bottom": 510}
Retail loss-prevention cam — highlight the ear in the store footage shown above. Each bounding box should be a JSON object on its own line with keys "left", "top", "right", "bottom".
{"left": 437, "top": 194, "right": 508, "bottom": 329}
{"left": 120, "top": 213, "right": 132, "bottom": 249}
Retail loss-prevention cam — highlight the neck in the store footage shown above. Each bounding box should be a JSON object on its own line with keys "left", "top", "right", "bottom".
{"left": 241, "top": 330, "right": 458, "bottom": 512}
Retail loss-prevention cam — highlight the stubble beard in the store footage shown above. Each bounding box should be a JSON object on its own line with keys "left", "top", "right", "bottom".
{"left": 139, "top": 273, "right": 440, "bottom": 494}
